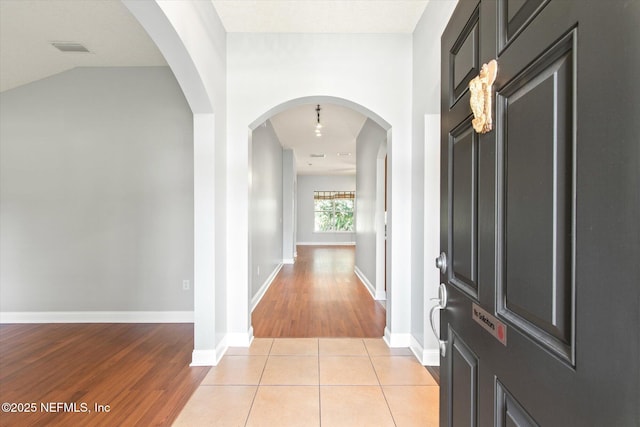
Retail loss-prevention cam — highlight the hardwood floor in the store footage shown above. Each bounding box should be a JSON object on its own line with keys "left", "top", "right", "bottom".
{"left": 252, "top": 245, "right": 386, "bottom": 337}
{"left": 0, "top": 323, "right": 209, "bottom": 426}
{"left": 0, "top": 246, "right": 386, "bottom": 425}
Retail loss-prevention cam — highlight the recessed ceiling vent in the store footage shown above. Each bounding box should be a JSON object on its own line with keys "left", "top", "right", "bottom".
{"left": 310, "top": 153, "right": 326, "bottom": 158}
{"left": 50, "top": 42, "right": 90, "bottom": 53}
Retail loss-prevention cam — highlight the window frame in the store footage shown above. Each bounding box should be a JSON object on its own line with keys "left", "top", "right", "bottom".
{"left": 313, "top": 190, "right": 355, "bottom": 233}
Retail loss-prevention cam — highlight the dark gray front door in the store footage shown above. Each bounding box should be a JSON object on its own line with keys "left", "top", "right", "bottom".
{"left": 439, "top": 1, "right": 639, "bottom": 425}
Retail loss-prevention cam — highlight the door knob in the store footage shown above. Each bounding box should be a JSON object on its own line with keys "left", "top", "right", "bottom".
{"left": 435, "top": 252, "right": 447, "bottom": 274}
{"left": 429, "top": 283, "right": 448, "bottom": 357}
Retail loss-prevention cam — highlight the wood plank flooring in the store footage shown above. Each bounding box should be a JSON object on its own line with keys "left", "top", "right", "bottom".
{"left": 252, "top": 245, "right": 386, "bottom": 337}
{"left": 0, "top": 323, "right": 209, "bottom": 426}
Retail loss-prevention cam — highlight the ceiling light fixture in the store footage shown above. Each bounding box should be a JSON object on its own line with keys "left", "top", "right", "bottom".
{"left": 315, "top": 104, "right": 323, "bottom": 136}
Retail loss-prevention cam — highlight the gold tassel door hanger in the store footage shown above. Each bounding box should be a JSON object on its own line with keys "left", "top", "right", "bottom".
{"left": 469, "top": 59, "right": 498, "bottom": 134}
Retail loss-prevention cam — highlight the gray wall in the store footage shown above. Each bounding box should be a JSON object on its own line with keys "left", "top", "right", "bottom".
{"left": 355, "top": 119, "right": 387, "bottom": 289}
{"left": 0, "top": 66, "right": 194, "bottom": 312}
{"left": 282, "top": 149, "right": 297, "bottom": 262}
{"left": 250, "top": 121, "right": 283, "bottom": 300}
{"left": 296, "top": 175, "right": 356, "bottom": 244}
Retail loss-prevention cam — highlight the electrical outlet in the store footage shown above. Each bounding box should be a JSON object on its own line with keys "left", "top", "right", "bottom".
{"left": 182, "top": 280, "right": 190, "bottom": 291}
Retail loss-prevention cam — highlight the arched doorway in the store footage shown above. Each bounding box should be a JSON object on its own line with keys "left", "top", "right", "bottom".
{"left": 122, "top": 0, "right": 226, "bottom": 365}
{"left": 125, "top": 1, "right": 416, "bottom": 364}
{"left": 248, "top": 97, "right": 390, "bottom": 337}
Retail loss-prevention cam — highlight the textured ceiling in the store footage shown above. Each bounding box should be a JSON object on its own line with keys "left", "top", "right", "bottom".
{"left": 0, "top": 0, "right": 166, "bottom": 93}
{"left": 212, "top": 1, "right": 429, "bottom": 33}
{"left": 0, "top": 0, "right": 430, "bottom": 93}
{"left": 1, "top": 0, "right": 425, "bottom": 174}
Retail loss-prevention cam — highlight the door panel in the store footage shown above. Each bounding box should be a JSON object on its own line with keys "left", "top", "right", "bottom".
{"left": 450, "top": 119, "right": 479, "bottom": 298}
{"left": 497, "top": 29, "right": 576, "bottom": 362}
{"left": 495, "top": 380, "right": 538, "bottom": 427}
{"left": 498, "top": 0, "right": 550, "bottom": 51}
{"left": 450, "top": 6, "right": 480, "bottom": 107}
{"left": 440, "top": 1, "right": 640, "bottom": 426}
{"left": 449, "top": 329, "right": 478, "bottom": 427}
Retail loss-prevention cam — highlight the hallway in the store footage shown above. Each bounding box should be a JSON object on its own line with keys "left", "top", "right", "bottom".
{"left": 252, "top": 246, "right": 386, "bottom": 337}
{"left": 174, "top": 338, "right": 439, "bottom": 426}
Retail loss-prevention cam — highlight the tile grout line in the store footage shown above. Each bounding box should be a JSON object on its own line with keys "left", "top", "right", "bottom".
{"left": 317, "top": 338, "right": 322, "bottom": 427}
{"left": 243, "top": 338, "right": 275, "bottom": 427}
{"left": 364, "top": 339, "right": 399, "bottom": 427}
{"left": 184, "top": 339, "right": 434, "bottom": 426}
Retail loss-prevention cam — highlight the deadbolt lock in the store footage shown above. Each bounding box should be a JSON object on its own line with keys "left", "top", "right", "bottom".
{"left": 435, "top": 252, "right": 447, "bottom": 275}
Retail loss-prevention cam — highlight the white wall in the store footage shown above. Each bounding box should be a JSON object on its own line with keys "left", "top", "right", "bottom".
{"left": 297, "top": 175, "right": 356, "bottom": 245}
{"left": 0, "top": 67, "right": 193, "bottom": 317}
{"left": 411, "top": 0, "right": 458, "bottom": 365}
{"left": 355, "top": 119, "right": 387, "bottom": 296}
{"left": 250, "top": 121, "right": 283, "bottom": 303}
{"left": 282, "top": 149, "right": 297, "bottom": 263}
{"left": 227, "top": 33, "right": 413, "bottom": 344}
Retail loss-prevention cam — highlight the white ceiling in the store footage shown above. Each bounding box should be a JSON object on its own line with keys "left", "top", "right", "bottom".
{"left": 270, "top": 103, "right": 368, "bottom": 175}
{"left": 1, "top": 0, "right": 426, "bottom": 174}
{"left": 212, "top": 1, "right": 429, "bottom": 33}
{"left": 0, "top": 0, "right": 167, "bottom": 93}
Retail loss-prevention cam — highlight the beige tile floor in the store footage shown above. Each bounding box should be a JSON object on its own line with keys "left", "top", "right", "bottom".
{"left": 173, "top": 338, "right": 439, "bottom": 427}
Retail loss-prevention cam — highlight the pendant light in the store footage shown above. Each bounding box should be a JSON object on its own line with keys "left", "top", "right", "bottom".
{"left": 315, "top": 104, "right": 322, "bottom": 137}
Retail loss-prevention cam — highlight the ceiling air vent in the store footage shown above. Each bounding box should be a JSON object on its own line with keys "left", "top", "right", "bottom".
{"left": 310, "top": 153, "right": 326, "bottom": 158}
{"left": 50, "top": 42, "right": 90, "bottom": 53}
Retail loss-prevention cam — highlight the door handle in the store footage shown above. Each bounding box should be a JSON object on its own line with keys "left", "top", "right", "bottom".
{"left": 435, "top": 252, "right": 447, "bottom": 274}
{"left": 429, "top": 283, "right": 448, "bottom": 357}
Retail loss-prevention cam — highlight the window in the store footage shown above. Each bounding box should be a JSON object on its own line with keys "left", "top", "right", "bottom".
{"left": 314, "top": 191, "right": 355, "bottom": 232}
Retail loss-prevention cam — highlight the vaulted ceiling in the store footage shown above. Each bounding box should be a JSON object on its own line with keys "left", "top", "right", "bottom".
{"left": 0, "top": 0, "right": 167, "bottom": 93}
{"left": 0, "top": 0, "right": 428, "bottom": 174}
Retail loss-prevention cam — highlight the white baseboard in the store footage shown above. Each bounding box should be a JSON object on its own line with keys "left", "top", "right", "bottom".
{"left": 384, "top": 328, "right": 411, "bottom": 347}
{"left": 296, "top": 242, "right": 355, "bottom": 246}
{"left": 195, "top": 328, "right": 254, "bottom": 366}
{"left": 283, "top": 258, "right": 295, "bottom": 264}
{"left": 354, "top": 266, "right": 375, "bottom": 298}
{"left": 0, "top": 311, "right": 194, "bottom": 324}
{"left": 354, "top": 266, "right": 386, "bottom": 301}
{"left": 225, "top": 328, "right": 254, "bottom": 347}
{"left": 191, "top": 342, "right": 226, "bottom": 366}
{"left": 251, "top": 263, "right": 283, "bottom": 312}
{"left": 409, "top": 335, "right": 440, "bottom": 366}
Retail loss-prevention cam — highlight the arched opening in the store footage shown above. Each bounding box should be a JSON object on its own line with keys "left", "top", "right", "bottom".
{"left": 247, "top": 96, "right": 391, "bottom": 338}
{"left": 122, "top": 0, "right": 225, "bottom": 365}
{"left": 125, "top": 2, "right": 417, "bottom": 362}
